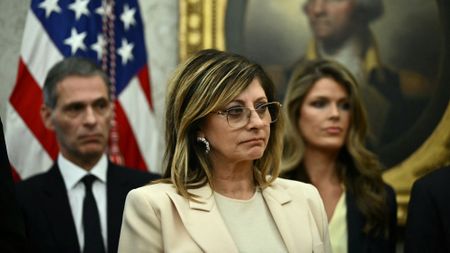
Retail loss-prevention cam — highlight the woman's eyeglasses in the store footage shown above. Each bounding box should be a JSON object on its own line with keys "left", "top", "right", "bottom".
{"left": 214, "top": 102, "right": 282, "bottom": 129}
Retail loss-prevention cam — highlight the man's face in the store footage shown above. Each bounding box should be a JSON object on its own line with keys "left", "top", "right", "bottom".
{"left": 41, "top": 75, "right": 112, "bottom": 167}
{"left": 304, "top": 0, "right": 357, "bottom": 42}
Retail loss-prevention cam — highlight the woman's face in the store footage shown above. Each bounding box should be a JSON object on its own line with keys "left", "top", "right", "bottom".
{"left": 298, "top": 77, "right": 351, "bottom": 152}
{"left": 200, "top": 78, "right": 271, "bottom": 167}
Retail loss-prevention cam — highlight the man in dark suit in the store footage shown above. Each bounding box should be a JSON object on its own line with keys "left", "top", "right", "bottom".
{"left": 15, "top": 57, "right": 159, "bottom": 253}
{"left": 0, "top": 118, "right": 27, "bottom": 253}
{"left": 404, "top": 165, "right": 450, "bottom": 253}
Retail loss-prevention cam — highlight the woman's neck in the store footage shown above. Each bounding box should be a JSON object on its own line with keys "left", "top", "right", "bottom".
{"left": 211, "top": 161, "right": 256, "bottom": 200}
{"left": 303, "top": 148, "right": 340, "bottom": 187}
{"left": 303, "top": 148, "right": 344, "bottom": 221}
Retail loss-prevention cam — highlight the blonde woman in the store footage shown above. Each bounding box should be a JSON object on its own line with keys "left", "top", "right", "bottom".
{"left": 118, "top": 49, "right": 331, "bottom": 253}
{"left": 282, "top": 59, "right": 397, "bottom": 253}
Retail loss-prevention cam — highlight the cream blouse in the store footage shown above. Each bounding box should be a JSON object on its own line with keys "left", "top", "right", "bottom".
{"left": 328, "top": 192, "right": 348, "bottom": 253}
{"left": 214, "top": 190, "right": 288, "bottom": 253}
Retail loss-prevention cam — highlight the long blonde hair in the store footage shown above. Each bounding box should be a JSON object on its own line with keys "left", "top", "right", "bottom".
{"left": 282, "top": 59, "right": 389, "bottom": 235}
{"left": 162, "top": 49, "right": 284, "bottom": 201}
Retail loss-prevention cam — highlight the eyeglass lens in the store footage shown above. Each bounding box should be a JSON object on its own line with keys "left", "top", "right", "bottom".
{"left": 226, "top": 102, "right": 280, "bottom": 128}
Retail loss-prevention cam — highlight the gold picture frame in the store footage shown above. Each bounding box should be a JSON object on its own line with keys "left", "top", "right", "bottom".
{"left": 179, "top": 0, "right": 226, "bottom": 62}
{"left": 179, "top": 0, "right": 450, "bottom": 224}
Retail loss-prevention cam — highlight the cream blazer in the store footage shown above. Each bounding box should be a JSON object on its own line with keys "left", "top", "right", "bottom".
{"left": 118, "top": 178, "right": 331, "bottom": 253}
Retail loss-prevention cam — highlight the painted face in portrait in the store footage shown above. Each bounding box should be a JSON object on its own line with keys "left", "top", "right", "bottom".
{"left": 41, "top": 75, "right": 113, "bottom": 163}
{"left": 199, "top": 79, "right": 274, "bottom": 166}
{"left": 298, "top": 77, "right": 351, "bottom": 151}
{"left": 303, "top": 0, "right": 357, "bottom": 42}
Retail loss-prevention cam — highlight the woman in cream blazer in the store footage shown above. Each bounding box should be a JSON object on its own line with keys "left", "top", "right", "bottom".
{"left": 118, "top": 49, "right": 331, "bottom": 253}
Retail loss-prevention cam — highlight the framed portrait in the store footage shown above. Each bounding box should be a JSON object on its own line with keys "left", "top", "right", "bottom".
{"left": 179, "top": 0, "right": 450, "bottom": 224}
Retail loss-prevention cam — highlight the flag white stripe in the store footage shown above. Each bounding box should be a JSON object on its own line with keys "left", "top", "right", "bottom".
{"left": 5, "top": 105, "right": 53, "bottom": 178}
{"left": 119, "top": 77, "right": 161, "bottom": 173}
{"left": 21, "top": 9, "right": 63, "bottom": 87}
{"left": 5, "top": 9, "right": 62, "bottom": 179}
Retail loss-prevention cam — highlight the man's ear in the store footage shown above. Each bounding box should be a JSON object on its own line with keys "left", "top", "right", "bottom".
{"left": 40, "top": 105, "right": 54, "bottom": 131}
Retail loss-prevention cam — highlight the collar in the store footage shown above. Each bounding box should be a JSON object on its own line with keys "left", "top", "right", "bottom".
{"left": 58, "top": 153, "right": 108, "bottom": 190}
{"left": 186, "top": 184, "right": 215, "bottom": 211}
{"left": 181, "top": 180, "right": 292, "bottom": 211}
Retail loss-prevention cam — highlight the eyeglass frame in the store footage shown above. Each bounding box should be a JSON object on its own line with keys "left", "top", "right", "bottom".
{"left": 212, "top": 101, "right": 282, "bottom": 129}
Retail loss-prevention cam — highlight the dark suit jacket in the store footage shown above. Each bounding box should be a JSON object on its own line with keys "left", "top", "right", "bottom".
{"left": 347, "top": 184, "right": 397, "bottom": 253}
{"left": 404, "top": 165, "right": 450, "bottom": 253}
{"left": 15, "top": 162, "right": 159, "bottom": 253}
{"left": 0, "top": 118, "right": 27, "bottom": 253}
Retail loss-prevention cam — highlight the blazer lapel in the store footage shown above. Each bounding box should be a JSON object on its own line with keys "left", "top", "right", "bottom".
{"left": 262, "top": 183, "right": 313, "bottom": 253}
{"left": 346, "top": 190, "right": 365, "bottom": 253}
{"left": 167, "top": 184, "right": 239, "bottom": 253}
{"left": 42, "top": 166, "right": 80, "bottom": 253}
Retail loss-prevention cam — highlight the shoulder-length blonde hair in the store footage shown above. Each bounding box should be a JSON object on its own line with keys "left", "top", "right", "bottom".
{"left": 282, "top": 59, "right": 389, "bottom": 235}
{"left": 162, "top": 49, "right": 284, "bottom": 201}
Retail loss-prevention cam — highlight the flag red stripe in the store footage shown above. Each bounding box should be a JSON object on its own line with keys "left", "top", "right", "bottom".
{"left": 9, "top": 60, "right": 58, "bottom": 160}
{"left": 137, "top": 66, "right": 153, "bottom": 109}
{"left": 11, "top": 166, "right": 22, "bottom": 183}
{"left": 114, "top": 102, "right": 148, "bottom": 171}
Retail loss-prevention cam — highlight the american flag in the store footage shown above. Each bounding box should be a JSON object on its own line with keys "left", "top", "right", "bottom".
{"left": 5, "top": 0, "right": 160, "bottom": 180}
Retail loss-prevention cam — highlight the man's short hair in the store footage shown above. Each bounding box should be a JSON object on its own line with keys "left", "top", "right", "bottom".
{"left": 42, "top": 57, "right": 111, "bottom": 108}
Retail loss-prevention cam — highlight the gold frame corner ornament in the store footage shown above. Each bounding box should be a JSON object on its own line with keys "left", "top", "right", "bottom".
{"left": 179, "top": 0, "right": 227, "bottom": 63}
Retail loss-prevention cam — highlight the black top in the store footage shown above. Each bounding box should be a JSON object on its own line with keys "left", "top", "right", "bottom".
{"left": 0, "top": 118, "right": 27, "bottom": 253}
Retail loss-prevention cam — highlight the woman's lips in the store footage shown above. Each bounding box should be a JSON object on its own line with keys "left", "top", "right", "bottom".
{"left": 324, "top": 127, "right": 342, "bottom": 134}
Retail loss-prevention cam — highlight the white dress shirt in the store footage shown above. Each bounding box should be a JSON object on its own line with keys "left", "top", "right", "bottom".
{"left": 58, "top": 154, "right": 108, "bottom": 250}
